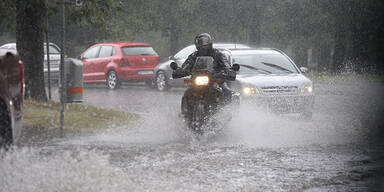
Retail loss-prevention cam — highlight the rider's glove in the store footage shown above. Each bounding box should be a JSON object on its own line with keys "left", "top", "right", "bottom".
{"left": 172, "top": 68, "right": 186, "bottom": 79}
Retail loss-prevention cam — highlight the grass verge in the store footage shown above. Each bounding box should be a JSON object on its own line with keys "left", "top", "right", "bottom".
{"left": 23, "top": 99, "right": 138, "bottom": 132}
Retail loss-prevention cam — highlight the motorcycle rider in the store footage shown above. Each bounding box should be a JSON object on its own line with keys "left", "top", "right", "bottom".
{"left": 172, "top": 33, "right": 237, "bottom": 120}
{"left": 172, "top": 33, "right": 235, "bottom": 99}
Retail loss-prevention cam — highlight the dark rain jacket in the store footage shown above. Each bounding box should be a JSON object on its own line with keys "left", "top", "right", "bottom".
{"left": 172, "top": 48, "right": 232, "bottom": 79}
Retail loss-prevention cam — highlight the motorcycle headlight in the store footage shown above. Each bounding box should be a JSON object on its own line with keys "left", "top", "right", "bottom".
{"left": 242, "top": 85, "right": 259, "bottom": 95}
{"left": 300, "top": 84, "right": 313, "bottom": 93}
{"left": 194, "top": 76, "right": 210, "bottom": 86}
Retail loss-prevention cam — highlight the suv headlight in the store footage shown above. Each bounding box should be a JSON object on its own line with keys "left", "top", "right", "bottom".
{"left": 242, "top": 85, "right": 259, "bottom": 95}
{"left": 300, "top": 83, "right": 313, "bottom": 93}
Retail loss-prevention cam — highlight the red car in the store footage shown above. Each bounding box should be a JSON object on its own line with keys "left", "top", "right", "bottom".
{"left": 79, "top": 42, "right": 159, "bottom": 89}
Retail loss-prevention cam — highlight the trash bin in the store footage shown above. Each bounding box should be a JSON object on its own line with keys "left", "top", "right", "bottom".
{"left": 62, "top": 58, "right": 83, "bottom": 103}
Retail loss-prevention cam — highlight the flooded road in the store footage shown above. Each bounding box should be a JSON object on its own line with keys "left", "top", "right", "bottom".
{"left": 1, "top": 81, "right": 383, "bottom": 191}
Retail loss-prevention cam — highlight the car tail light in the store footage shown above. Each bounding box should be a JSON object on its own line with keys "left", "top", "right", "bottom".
{"left": 19, "top": 60, "right": 24, "bottom": 106}
{"left": 119, "top": 58, "right": 130, "bottom": 66}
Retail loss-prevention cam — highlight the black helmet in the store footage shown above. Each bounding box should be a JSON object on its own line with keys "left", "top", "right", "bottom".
{"left": 194, "top": 33, "right": 213, "bottom": 51}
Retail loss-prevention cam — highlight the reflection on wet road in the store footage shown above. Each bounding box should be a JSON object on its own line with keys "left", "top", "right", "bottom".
{"left": 1, "top": 81, "right": 383, "bottom": 191}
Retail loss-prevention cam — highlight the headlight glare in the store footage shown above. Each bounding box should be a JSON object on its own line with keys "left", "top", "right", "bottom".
{"left": 243, "top": 87, "right": 251, "bottom": 95}
{"left": 242, "top": 86, "right": 259, "bottom": 95}
{"left": 194, "top": 76, "right": 209, "bottom": 86}
{"left": 307, "top": 86, "right": 312, "bottom": 93}
{"left": 301, "top": 84, "right": 313, "bottom": 93}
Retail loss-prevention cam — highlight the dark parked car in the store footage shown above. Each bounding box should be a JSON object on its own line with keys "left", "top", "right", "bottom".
{"left": 0, "top": 48, "right": 23, "bottom": 148}
{"left": 153, "top": 43, "right": 250, "bottom": 91}
{"left": 79, "top": 42, "right": 159, "bottom": 89}
{"left": 230, "top": 48, "right": 314, "bottom": 119}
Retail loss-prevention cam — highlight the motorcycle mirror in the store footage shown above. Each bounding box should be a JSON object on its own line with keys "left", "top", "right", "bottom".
{"left": 170, "top": 62, "right": 178, "bottom": 70}
{"left": 232, "top": 63, "right": 240, "bottom": 71}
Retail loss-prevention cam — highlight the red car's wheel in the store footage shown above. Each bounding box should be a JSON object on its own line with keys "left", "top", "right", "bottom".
{"left": 106, "top": 70, "right": 120, "bottom": 89}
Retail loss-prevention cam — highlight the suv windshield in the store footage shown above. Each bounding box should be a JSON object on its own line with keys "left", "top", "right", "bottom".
{"left": 121, "top": 46, "right": 157, "bottom": 56}
{"left": 174, "top": 45, "right": 196, "bottom": 59}
{"left": 44, "top": 45, "right": 60, "bottom": 54}
{"left": 233, "top": 54, "right": 298, "bottom": 74}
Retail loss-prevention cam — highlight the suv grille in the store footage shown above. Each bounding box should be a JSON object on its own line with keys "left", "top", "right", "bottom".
{"left": 261, "top": 86, "right": 298, "bottom": 95}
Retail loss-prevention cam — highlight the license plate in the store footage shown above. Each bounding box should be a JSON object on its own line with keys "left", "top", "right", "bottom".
{"left": 138, "top": 70, "right": 153, "bottom": 75}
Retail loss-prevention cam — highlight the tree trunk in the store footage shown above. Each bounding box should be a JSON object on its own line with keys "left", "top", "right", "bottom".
{"left": 318, "top": 43, "right": 331, "bottom": 72}
{"left": 332, "top": 18, "right": 346, "bottom": 74}
{"left": 249, "top": 9, "right": 261, "bottom": 46}
{"left": 16, "top": 0, "right": 47, "bottom": 101}
{"left": 169, "top": 21, "right": 181, "bottom": 55}
{"left": 375, "top": 19, "right": 384, "bottom": 74}
{"left": 293, "top": 44, "right": 308, "bottom": 68}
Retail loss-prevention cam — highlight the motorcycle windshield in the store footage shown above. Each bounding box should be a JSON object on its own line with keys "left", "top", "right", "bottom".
{"left": 193, "top": 56, "right": 215, "bottom": 72}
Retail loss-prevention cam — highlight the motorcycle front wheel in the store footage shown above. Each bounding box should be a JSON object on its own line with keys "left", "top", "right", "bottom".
{"left": 189, "top": 101, "right": 206, "bottom": 135}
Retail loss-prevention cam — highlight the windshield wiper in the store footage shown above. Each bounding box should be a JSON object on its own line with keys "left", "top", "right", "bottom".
{"left": 239, "top": 64, "right": 272, "bottom": 74}
{"left": 261, "top": 62, "right": 294, "bottom": 73}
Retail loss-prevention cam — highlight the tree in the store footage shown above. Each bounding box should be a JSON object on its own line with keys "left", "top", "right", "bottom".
{"left": 3, "top": 0, "right": 383, "bottom": 76}
{"left": 150, "top": 0, "right": 202, "bottom": 54}
{"left": 0, "top": 0, "right": 16, "bottom": 33}
{"left": 16, "top": 0, "right": 47, "bottom": 101}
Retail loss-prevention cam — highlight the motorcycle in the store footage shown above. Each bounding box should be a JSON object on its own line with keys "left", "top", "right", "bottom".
{"left": 171, "top": 56, "right": 240, "bottom": 135}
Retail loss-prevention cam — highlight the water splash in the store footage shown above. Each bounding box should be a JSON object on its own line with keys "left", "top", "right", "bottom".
{"left": 0, "top": 147, "right": 132, "bottom": 192}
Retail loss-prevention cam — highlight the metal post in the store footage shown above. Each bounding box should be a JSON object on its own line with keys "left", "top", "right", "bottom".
{"left": 59, "top": 0, "right": 66, "bottom": 137}
{"left": 45, "top": 0, "right": 51, "bottom": 100}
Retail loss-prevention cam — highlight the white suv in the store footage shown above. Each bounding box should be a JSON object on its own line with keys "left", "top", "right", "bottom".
{"left": 230, "top": 48, "right": 314, "bottom": 119}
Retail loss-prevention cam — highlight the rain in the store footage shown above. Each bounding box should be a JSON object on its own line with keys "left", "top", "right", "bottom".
{"left": 1, "top": 0, "right": 384, "bottom": 191}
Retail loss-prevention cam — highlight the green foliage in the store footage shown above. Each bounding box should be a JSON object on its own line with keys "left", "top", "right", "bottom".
{"left": 1, "top": 0, "right": 383, "bottom": 73}
{"left": 68, "top": 0, "right": 120, "bottom": 29}
{"left": 0, "top": 0, "right": 16, "bottom": 30}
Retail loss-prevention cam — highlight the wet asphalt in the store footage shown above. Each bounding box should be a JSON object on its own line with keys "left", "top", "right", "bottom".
{"left": 1, "top": 80, "right": 384, "bottom": 192}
